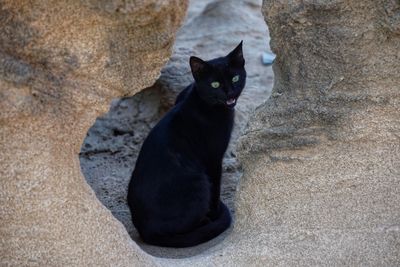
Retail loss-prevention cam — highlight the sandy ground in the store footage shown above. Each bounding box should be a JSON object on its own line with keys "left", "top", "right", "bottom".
{"left": 80, "top": 0, "right": 273, "bottom": 258}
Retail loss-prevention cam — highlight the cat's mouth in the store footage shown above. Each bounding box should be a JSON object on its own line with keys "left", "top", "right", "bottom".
{"left": 226, "top": 98, "right": 237, "bottom": 108}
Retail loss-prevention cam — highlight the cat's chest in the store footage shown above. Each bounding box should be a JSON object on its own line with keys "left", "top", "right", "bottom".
{"left": 171, "top": 104, "right": 234, "bottom": 157}
{"left": 199, "top": 114, "right": 233, "bottom": 155}
{"left": 206, "top": 119, "right": 233, "bottom": 141}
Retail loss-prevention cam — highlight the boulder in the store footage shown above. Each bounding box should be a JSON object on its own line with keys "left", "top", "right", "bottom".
{"left": 232, "top": 0, "right": 400, "bottom": 265}
{"left": 0, "top": 0, "right": 187, "bottom": 265}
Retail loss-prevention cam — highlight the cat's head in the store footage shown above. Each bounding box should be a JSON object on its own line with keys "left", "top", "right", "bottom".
{"left": 189, "top": 41, "right": 246, "bottom": 109}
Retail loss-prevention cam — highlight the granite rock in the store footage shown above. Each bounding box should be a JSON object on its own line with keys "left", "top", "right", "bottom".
{"left": 232, "top": 0, "right": 400, "bottom": 265}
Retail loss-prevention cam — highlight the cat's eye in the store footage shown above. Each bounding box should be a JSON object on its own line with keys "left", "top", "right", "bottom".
{"left": 211, "top": 81, "right": 220, "bottom": 88}
{"left": 232, "top": 75, "right": 240, "bottom": 83}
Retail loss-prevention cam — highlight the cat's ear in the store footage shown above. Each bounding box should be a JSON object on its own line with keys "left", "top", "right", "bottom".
{"left": 227, "top": 41, "right": 245, "bottom": 68}
{"left": 190, "top": 56, "right": 207, "bottom": 80}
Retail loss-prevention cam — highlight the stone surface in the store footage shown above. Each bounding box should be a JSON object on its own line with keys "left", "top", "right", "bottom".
{"left": 79, "top": 0, "right": 274, "bottom": 258}
{"left": 2, "top": 0, "right": 399, "bottom": 265}
{"left": 231, "top": 0, "right": 400, "bottom": 265}
{"left": 0, "top": 0, "right": 187, "bottom": 266}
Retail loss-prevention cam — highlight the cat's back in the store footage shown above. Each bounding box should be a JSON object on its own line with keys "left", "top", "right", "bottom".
{"left": 128, "top": 101, "right": 196, "bottom": 212}
{"left": 133, "top": 104, "right": 179, "bottom": 164}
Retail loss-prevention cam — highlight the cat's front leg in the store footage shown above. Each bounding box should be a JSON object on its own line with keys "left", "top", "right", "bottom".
{"left": 207, "top": 163, "right": 222, "bottom": 220}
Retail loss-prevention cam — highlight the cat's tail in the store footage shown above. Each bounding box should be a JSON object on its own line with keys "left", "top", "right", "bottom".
{"left": 141, "top": 201, "right": 232, "bottom": 248}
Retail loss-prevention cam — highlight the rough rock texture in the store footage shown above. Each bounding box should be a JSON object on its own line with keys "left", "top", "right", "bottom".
{"left": 2, "top": 0, "right": 399, "bottom": 265}
{"left": 0, "top": 0, "right": 187, "bottom": 266}
{"left": 79, "top": 0, "right": 273, "bottom": 258}
{"left": 232, "top": 0, "right": 400, "bottom": 265}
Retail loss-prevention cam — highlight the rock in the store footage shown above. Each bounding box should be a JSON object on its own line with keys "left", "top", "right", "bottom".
{"left": 0, "top": 0, "right": 187, "bottom": 266}
{"left": 3, "top": 0, "right": 399, "bottom": 265}
{"left": 233, "top": 0, "right": 400, "bottom": 265}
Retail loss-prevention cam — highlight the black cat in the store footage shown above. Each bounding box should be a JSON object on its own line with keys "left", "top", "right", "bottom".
{"left": 127, "top": 42, "right": 246, "bottom": 248}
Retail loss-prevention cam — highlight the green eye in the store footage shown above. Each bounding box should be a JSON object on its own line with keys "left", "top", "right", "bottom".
{"left": 211, "top": 81, "right": 220, "bottom": 88}
{"left": 232, "top": 75, "right": 240, "bottom": 83}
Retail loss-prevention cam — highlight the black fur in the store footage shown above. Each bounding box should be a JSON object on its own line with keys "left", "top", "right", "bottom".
{"left": 127, "top": 42, "right": 246, "bottom": 248}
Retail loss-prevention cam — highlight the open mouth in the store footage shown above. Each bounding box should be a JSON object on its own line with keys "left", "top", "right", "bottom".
{"left": 226, "top": 98, "right": 237, "bottom": 107}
